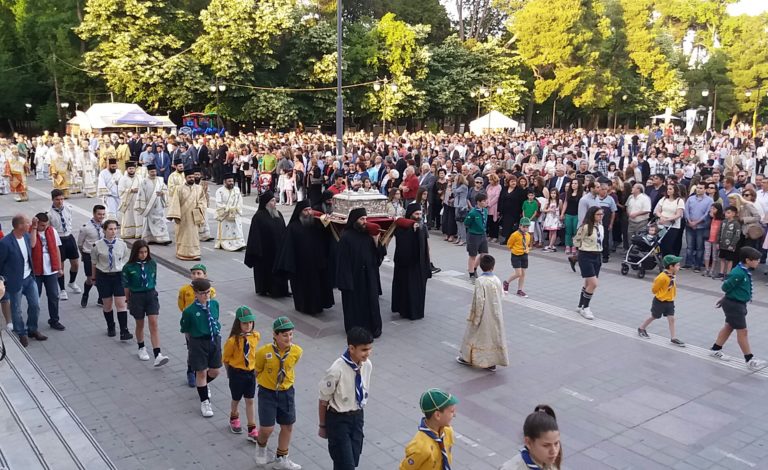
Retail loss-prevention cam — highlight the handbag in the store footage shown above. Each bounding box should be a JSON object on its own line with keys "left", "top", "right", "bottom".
{"left": 456, "top": 206, "right": 469, "bottom": 222}
{"left": 747, "top": 224, "right": 765, "bottom": 240}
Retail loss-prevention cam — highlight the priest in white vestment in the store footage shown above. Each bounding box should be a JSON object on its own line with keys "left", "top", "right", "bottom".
{"left": 136, "top": 164, "right": 171, "bottom": 244}
{"left": 214, "top": 173, "right": 246, "bottom": 251}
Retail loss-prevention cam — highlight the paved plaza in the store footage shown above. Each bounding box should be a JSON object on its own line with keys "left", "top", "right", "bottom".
{"left": 3, "top": 179, "right": 768, "bottom": 469}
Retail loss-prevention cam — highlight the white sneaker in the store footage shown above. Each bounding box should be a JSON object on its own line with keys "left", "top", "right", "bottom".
{"left": 200, "top": 399, "right": 214, "bottom": 417}
{"left": 59, "top": 290, "right": 69, "bottom": 301}
{"left": 153, "top": 353, "right": 169, "bottom": 367}
{"left": 579, "top": 307, "right": 595, "bottom": 320}
{"left": 5, "top": 323, "right": 13, "bottom": 333}
{"left": 67, "top": 282, "right": 82, "bottom": 294}
{"left": 272, "top": 456, "right": 301, "bottom": 470}
{"left": 710, "top": 350, "right": 730, "bottom": 361}
{"left": 747, "top": 358, "right": 768, "bottom": 371}
{"left": 255, "top": 446, "right": 269, "bottom": 465}
{"left": 137, "top": 347, "right": 150, "bottom": 361}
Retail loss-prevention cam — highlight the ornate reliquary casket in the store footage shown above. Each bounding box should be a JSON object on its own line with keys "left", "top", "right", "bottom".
{"left": 331, "top": 190, "right": 389, "bottom": 220}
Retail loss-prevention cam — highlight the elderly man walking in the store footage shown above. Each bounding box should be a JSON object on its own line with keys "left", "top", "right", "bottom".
{"left": 626, "top": 183, "right": 652, "bottom": 238}
{"left": 0, "top": 214, "right": 47, "bottom": 347}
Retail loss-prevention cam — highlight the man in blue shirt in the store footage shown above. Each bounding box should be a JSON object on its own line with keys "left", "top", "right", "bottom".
{"left": 684, "top": 184, "right": 713, "bottom": 271}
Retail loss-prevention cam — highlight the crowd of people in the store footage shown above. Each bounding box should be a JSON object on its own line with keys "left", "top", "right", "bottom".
{"left": 1, "top": 122, "right": 767, "bottom": 469}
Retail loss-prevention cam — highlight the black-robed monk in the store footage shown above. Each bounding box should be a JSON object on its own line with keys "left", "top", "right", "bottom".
{"left": 391, "top": 203, "right": 432, "bottom": 320}
{"left": 335, "top": 208, "right": 386, "bottom": 338}
{"left": 275, "top": 200, "right": 335, "bottom": 314}
{"left": 244, "top": 191, "right": 289, "bottom": 297}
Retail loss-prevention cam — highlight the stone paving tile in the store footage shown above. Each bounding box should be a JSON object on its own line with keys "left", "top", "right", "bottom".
{"left": 7, "top": 181, "right": 768, "bottom": 469}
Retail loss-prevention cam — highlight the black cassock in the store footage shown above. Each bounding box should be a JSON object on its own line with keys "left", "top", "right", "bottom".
{"left": 499, "top": 186, "right": 525, "bottom": 241}
{"left": 391, "top": 222, "right": 432, "bottom": 320}
{"left": 336, "top": 228, "right": 386, "bottom": 338}
{"left": 244, "top": 209, "right": 290, "bottom": 297}
{"left": 275, "top": 216, "right": 335, "bottom": 314}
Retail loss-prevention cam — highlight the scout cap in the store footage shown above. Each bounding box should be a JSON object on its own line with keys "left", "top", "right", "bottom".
{"left": 519, "top": 217, "right": 532, "bottom": 226}
{"left": 420, "top": 388, "right": 459, "bottom": 413}
{"left": 662, "top": 255, "right": 682, "bottom": 267}
{"left": 235, "top": 306, "right": 256, "bottom": 323}
{"left": 273, "top": 316, "right": 295, "bottom": 332}
{"left": 190, "top": 263, "right": 207, "bottom": 274}
{"left": 191, "top": 278, "right": 211, "bottom": 292}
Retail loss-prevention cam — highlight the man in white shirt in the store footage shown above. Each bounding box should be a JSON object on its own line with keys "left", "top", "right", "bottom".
{"left": 31, "top": 213, "right": 65, "bottom": 331}
{"left": 626, "top": 183, "right": 652, "bottom": 237}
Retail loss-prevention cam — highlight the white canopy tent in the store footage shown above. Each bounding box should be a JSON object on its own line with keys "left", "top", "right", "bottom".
{"left": 66, "top": 103, "right": 174, "bottom": 132}
{"left": 469, "top": 110, "right": 519, "bottom": 135}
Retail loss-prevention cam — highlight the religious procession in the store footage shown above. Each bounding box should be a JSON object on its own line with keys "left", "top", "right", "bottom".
{"left": 1, "top": 121, "right": 767, "bottom": 470}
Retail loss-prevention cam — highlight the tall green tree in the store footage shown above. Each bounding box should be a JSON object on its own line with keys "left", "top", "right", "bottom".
{"left": 362, "top": 13, "right": 430, "bottom": 122}
{"left": 194, "top": 0, "right": 299, "bottom": 123}
{"left": 77, "top": 0, "right": 204, "bottom": 110}
{"left": 512, "top": 0, "right": 618, "bottom": 109}
{"left": 722, "top": 13, "right": 768, "bottom": 114}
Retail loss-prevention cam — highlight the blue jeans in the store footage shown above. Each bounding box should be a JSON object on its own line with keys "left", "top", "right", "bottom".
{"left": 10, "top": 275, "right": 40, "bottom": 336}
{"left": 685, "top": 227, "right": 707, "bottom": 268}
{"left": 35, "top": 274, "right": 60, "bottom": 324}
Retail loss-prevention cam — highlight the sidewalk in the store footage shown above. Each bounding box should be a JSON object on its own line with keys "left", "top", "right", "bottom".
{"left": 3, "top": 180, "right": 768, "bottom": 469}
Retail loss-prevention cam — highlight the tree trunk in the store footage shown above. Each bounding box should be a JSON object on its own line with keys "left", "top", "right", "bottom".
{"left": 76, "top": 0, "right": 86, "bottom": 54}
{"left": 457, "top": 0, "right": 465, "bottom": 41}
{"left": 525, "top": 98, "right": 534, "bottom": 131}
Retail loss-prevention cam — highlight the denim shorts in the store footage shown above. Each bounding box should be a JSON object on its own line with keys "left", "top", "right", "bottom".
{"left": 228, "top": 367, "right": 256, "bottom": 401}
{"left": 578, "top": 251, "right": 602, "bottom": 278}
{"left": 257, "top": 385, "right": 296, "bottom": 426}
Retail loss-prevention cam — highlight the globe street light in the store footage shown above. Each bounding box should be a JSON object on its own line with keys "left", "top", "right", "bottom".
{"left": 745, "top": 89, "right": 753, "bottom": 98}
{"left": 373, "top": 78, "right": 398, "bottom": 133}
{"left": 701, "top": 89, "right": 710, "bottom": 98}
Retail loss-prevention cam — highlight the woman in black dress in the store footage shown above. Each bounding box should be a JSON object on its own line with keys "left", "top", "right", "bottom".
{"left": 430, "top": 168, "right": 446, "bottom": 230}
{"left": 499, "top": 176, "right": 525, "bottom": 244}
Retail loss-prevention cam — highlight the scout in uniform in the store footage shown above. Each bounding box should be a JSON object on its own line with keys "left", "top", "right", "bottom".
{"left": 400, "top": 389, "right": 458, "bottom": 470}
{"left": 179, "top": 278, "right": 222, "bottom": 417}
{"left": 76, "top": 204, "right": 106, "bottom": 308}
{"left": 222, "top": 306, "right": 261, "bottom": 441}
{"left": 318, "top": 327, "right": 374, "bottom": 469}
{"left": 177, "top": 263, "right": 217, "bottom": 387}
{"left": 254, "top": 316, "right": 303, "bottom": 470}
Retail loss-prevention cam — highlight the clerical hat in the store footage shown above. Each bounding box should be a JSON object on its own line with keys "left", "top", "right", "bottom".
{"left": 347, "top": 207, "right": 367, "bottom": 225}
{"left": 222, "top": 173, "right": 236, "bottom": 181}
{"left": 146, "top": 164, "right": 157, "bottom": 171}
{"left": 405, "top": 202, "right": 421, "bottom": 219}
{"left": 183, "top": 169, "right": 195, "bottom": 176}
{"left": 108, "top": 158, "right": 117, "bottom": 165}
{"left": 125, "top": 161, "right": 137, "bottom": 168}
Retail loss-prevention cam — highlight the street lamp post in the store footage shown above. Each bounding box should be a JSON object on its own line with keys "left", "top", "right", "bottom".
{"left": 373, "top": 78, "right": 398, "bottom": 134}
{"left": 335, "top": 0, "right": 343, "bottom": 158}
{"left": 209, "top": 81, "right": 226, "bottom": 111}
{"left": 470, "top": 86, "right": 503, "bottom": 133}
{"left": 60, "top": 102, "right": 69, "bottom": 134}
{"left": 25, "top": 103, "right": 32, "bottom": 133}
{"left": 745, "top": 82, "right": 763, "bottom": 138}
